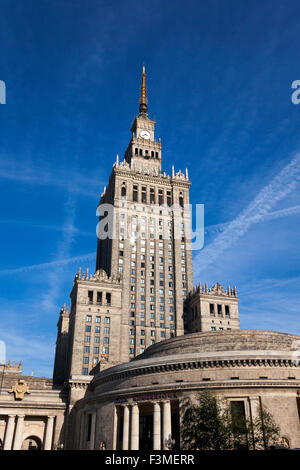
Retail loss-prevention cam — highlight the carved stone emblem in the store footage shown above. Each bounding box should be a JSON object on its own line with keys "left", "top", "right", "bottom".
{"left": 211, "top": 283, "right": 226, "bottom": 295}
{"left": 8, "top": 379, "right": 31, "bottom": 400}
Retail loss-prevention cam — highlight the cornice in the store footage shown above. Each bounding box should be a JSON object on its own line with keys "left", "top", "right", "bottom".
{"left": 76, "top": 379, "right": 300, "bottom": 409}
{"left": 91, "top": 356, "right": 300, "bottom": 388}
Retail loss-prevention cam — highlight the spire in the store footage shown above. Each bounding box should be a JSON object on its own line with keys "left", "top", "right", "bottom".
{"left": 139, "top": 65, "right": 148, "bottom": 115}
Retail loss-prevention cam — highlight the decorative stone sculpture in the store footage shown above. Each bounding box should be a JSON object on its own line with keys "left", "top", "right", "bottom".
{"left": 8, "top": 379, "right": 31, "bottom": 400}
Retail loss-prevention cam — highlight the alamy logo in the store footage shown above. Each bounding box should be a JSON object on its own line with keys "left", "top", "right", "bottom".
{"left": 96, "top": 203, "right": 204, "bottom": 250}
{"left": 0, "top": 80, "right": 6, "bottom": 104}
{"left": 291, "top": 80, "right": 300, "bottom": 104}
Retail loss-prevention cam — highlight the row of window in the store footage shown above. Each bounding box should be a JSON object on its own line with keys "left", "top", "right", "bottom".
{"left": 121, "top": 183, "right": 184, "bottom": 207}
{"left": 134, "top": 148, "right": 159, "bottom": 158}
{"left": 84, "top": 336, "right": 110, "bottom": 344}
{"left": 211, "top": 327, "right": 231, "bottom": 331}
{"left": 86, "top": 315, "right": 110, "bottom": 324}
{"left": 85, "top": 325, "right": 110, "bottom": 333}
{"left": 87, "top": 291, "right": 111, "bottom": 305}
{"left": 210, "top": 304, "right": 230, "bottom": 317}
{"left": 84, "top": 346, "right": 109, "bottom": 354}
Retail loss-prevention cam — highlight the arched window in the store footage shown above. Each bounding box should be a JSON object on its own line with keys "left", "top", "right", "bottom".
{"left": 21, "top": 436, "right": 42, "bottom": 450}
{"left": 121, "top": 184, "right": 126, "bottom": 198}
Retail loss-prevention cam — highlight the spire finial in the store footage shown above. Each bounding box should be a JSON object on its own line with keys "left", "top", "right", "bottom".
{"left": 139, "top": 65, "right": 148, "bottom": 114}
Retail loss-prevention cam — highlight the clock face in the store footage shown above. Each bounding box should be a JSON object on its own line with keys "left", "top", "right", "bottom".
{"left": 140, "top": 130, "right": 150, "bottom": 140}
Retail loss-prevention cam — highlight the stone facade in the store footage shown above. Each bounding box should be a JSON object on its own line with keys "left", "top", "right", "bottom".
{"left": 0, "top": 362, "right": 67, "bottom": 450}
{"left": 72, "top": 330, "right": 300, "bottom": 450}
{"left": 1, "top": 67, "right": 299, "bottom": 450}
{"left": 184, "top": 282, "right": 240, "bottom": 333}
{"left": 53, "top": 268, "right": 123, "bottom": 382}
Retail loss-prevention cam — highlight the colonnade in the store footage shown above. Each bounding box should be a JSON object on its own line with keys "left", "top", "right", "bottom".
{"left": 2, "top": 414, "right": 55, "bottom": 450}
{"left": 120, "top": 400, "right": 172, "bottom": 450}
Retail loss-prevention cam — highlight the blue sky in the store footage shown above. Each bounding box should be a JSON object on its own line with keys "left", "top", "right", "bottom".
{"left": 0, "top": 0, "right": 299, "bottom": 377}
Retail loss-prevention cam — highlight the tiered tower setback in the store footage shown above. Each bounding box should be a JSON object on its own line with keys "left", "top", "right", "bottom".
{"left": 53, "top": 67, "right": 240, "bottom": 382}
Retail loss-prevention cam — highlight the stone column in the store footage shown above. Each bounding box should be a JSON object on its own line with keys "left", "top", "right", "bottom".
{"left": 153, "top": 402, "right": 161, "bottom": 450}
{"left": 3, "top": 415, "right": 15, "bottom": 450}
{"left": 89, "top": 412, "right": 96, "bottom": 450}
{"left": 112, "top": 407, "right": 118, "bottom": 450}
{"left": 162, "top": 401, "right": 172, "bottom": 450}
{"left": 44, "top": 416, "right": 55, "bottom": 450}
{"left": 130, "top": 403, "right": 139, "bottom": 450}
{"left": 122, "top": 405, "right": 130, "bottom": 450}
{"left": 12, "top": 414, "right": 24, "bottom": 450}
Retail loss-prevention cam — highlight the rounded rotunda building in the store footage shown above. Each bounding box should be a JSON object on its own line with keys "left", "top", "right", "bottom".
{"left": 72, "top": 329, "right": 300, "bottom": 450}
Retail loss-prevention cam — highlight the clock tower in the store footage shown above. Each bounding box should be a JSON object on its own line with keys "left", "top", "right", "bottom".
{"left": 124, "top": 66, "right": 162, "bottom": 175}
{"left": 95, "top": 66, "right": 194, "bottom": 364}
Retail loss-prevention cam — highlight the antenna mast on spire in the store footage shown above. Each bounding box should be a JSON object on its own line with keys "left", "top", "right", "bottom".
{"left": 139, "top": 65, "right": 148, "bottom": 115}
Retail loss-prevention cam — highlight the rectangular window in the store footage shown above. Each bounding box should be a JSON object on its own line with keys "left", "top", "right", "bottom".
{"left": 104, "top": 337, "right": 109, "bottom": 344}
{"left": 217, "top": 304, "right": 222, "bottom": 316}
{"left": 104, "top": 327, "right": 110, "bottom": 334}
{"left": 105, "top": 317, "right": 110, "bottom": 324}
{"left": 95, "top": 326, "right": 100, "bottom": 333}
{"left": 94, "top": 347, "right": 99, "bottom": 354}
{"left": 84, "top": 346, "right": 90, "bottom": 353}
{"left": 106, "top": 292, "right": 111, "bottom": 305}
{"left": 86, "top": 326, "right": 91, "bottom": 334}
{"left": 210, "top": 304, "right": 215, "bottom": 315}
{"left": 225, "top": 305, "right": 230, "bottom": 316}
{"left": 96, "top": 316, "right": 101, "bottom": 323}
{"left": 94, "top": 336, "right": 100, "bottom": 343}
{"left": 97, "top": 292, "right": 102, "bottom": 304}
{"left": 82, "top": 368, "right": 88, "bottom": 375}
{"left": 86, "top": 315, "right": 92, "bottom": 322}
{"left": 88, "top": 291, "right": 93, "bottom": 303}
{"left": 230, "top": 401, "right": 246, "bottom": 429}
{"left": 87, "top": 414, "right": 92, "bottom": 442}
{"left": 83, "top": 357, "right": 89, "bottom": 364}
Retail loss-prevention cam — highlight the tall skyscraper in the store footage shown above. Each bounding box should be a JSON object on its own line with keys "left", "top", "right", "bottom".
{"left": 53, "top": 67, "right": 239, "bottom": 383}
{"left": 95, "top": 66, "right": 194, "bottom": 364}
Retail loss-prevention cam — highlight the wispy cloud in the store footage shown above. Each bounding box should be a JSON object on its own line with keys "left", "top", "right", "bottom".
{"left": 194, "top": 152, "right": 300, "bottom": 273}
{"left": 0, "top": 218, "right": 95, "bottom": 238}
{"left": 205, "top": 204, "right": 300, "bottom": 235}
{"left": 0, "top": 160, "right": 105, "bottom": 198}
{"left": 1, "top": 329, "right": 55, "bottom": 377}
{"left": 0, "top": 252, "right": 94, "bottom": 275}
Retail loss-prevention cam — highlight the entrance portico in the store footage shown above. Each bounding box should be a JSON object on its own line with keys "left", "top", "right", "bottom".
{"left": 115, "top": 397, "right": 179, "bottom": 450}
